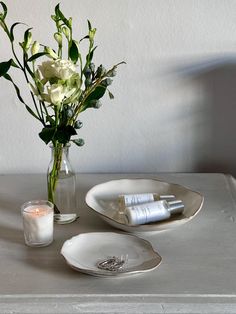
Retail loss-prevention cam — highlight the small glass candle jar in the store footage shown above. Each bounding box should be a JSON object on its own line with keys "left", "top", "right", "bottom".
{"left": 21, "top": 200, "right": 54, "bottom": 247}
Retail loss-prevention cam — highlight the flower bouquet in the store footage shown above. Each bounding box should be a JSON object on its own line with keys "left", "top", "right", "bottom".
{"left": 0, "top": 2, "right": 124, "bottom": 213}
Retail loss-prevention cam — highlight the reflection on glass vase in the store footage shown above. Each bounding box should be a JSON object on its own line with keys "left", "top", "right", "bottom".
{"left": 47, "top": 143, "right": 77, "bottom": 214}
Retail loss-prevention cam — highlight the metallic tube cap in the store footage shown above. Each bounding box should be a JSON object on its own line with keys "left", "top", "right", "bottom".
{"left": 159, "top": 195, "right": 176, "bottom": 201}
{"left": 167, "top": 200, "right": 184, "bottom": 214}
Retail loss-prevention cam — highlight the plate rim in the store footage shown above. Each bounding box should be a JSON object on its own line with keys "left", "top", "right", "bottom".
{"left": 85, "top": 177, "right": 204, "bottom": 231}
{"left": 61, "top": 231, "right": 162, "bottom": 277}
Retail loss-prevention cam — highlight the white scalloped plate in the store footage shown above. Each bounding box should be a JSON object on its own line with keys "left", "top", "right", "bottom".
{"left": 61, "top": 232, "right": 162, "bottom": 277}
{"left": 85, "top": 178, "right": 204, "bottom": 233}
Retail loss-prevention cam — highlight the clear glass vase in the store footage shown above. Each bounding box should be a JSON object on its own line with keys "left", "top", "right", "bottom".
{"left": 47, "top": 143, "right": 77, "bottom": 214}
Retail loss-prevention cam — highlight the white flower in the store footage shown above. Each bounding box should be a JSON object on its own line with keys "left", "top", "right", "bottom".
{"left": 38, "top": 59, "right": 76, "bottom": 81}
{"left": 47, "top": 84, "right": 65, "bottom": 104}
{"left": 46, "top": 84, "right": 77, "bottom": 105}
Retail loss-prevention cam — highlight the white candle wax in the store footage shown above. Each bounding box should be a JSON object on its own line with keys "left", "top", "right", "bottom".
{"left": 22, "top": 204, "right": 54, "bottom": 247}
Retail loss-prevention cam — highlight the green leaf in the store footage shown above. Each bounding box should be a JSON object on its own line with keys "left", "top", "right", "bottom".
{"left": 3, "top": 73, "right": 22, "bottom": 101}
{"left": 82, "top": 85, "right": 106, "bottom": 112}
{"left": 10, "top": 59, "right": 20, "bottom": 68}
{"left": 54, "top": 4, "right": 61, "bottom": 16}
{"left": 55, "top": 127, "right": 76, "bottom": 144}
{"left": 51, "top": 14, "right": 58, "bottom": 22}
{"left": 24, "top": 27, "right": 32, "bottom": 41}
{"left": 3, "top": 73, "right": 41, "bottom": 121}
{"left": 25, "top": 104, "right": 41, "bottom": 121}
{"left": 54, "top": 125, "right": 77, "bottom": 144}
{"left": 39, "top": 127, "right": 56, "bottom": 145}
{"left": 46, "top": 115, "right": 55, "bottom": 126}
{"left": 108, "top": 90, "right": 114, "bottom": 99}
{"left": 27, "top": 52, "right": 48, "bottom": 62}
{"left": 79, "top": 35, "right": 89, "bottom": 43}
{"left": 65, "top": 125, "right": 77, "bottom": 135}
{"left": 44, "top": 46, "right": 58, "bottom": 59}
{"left": 0, "top": 1, "right": 7, "bottom": 20}
{"left": 86, "top": 85, "right": 106, "bottom": 102}
{"left": 69, "top": 40, "right": 79, "bottom": 63}
{"left": 55, "top": 3, "right": 70, "bottom": 28}
{"left": 86, "top": 46, "right": 97, "bottom": 64}
{"left": 10, "top": 22, "right": 24, "bottom": 41}
{"left": 22, "top": 27, "right": 32, "bottom": 50}
{"left": 0, "top": 59, "right": 12, "bottom": 77}
{"left": 87, "top": 20, "right": 92, "bottom": 31}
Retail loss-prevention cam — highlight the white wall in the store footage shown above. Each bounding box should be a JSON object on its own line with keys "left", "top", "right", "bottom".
{"left": 0, "top": 0, "right": 236, "bottom": 175}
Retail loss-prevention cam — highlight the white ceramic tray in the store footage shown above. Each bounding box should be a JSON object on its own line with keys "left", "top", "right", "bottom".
{"left": 61, "top": 232, "right": 162, "bottom": 277}
{"left": 85, "top": 178, "right": 204, "bottom": 233}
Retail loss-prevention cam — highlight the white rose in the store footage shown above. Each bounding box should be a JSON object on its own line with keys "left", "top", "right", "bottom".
{"left": 54, "top": 59, "right": 76, "bottom": 80}
{"left": 38, "top": 60, "right": 55, "bottom": 80}
{"left": 38, "top": 59, "right": 76, "bottom": 80}
{"left": 46, "top": 84, "right": 77, "bottom": 105}
{"left": 47, "top": 84, "right": 65, "bottom": 104}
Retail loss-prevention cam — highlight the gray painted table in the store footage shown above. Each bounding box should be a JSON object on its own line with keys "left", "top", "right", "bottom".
{"left": 0, "top": 173, "right": 236, "bottom": 313}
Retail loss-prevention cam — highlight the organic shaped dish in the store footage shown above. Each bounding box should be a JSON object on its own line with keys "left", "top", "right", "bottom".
{"left": 61, "top": 232, "right": 161, "bottom": 277}
{"left": 85, "top": 178, "right": 204, "bottom": 233}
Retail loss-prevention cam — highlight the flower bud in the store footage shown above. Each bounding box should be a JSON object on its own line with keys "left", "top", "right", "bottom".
{"left": 78, "top": 138, "right": 84, "bottom": 146}
{"left": 96, "top": 65, "right": 106, "bottom": 78}
{"left": 89, "top": 28, "right": 96, "bottom": 41}
{"left": 44, "top": 46, "right": 58, "bottom": 59}
{"left": 31, "top": 41, "right": 40, "bottom": 55}
{"left": 68, "top": 17, "right": 72, "bottom": 28}
{"left": 94, "top": 100, "right": 102, "bottom": 109}
{"left": 84, "top": 67, "right": 91, "bottom": 78}
{"left": 54, "top": 32, "right": 63, "bottom": 46}
{"left": 24, "top": 31, "right": 32, "bottom": 51}
{"left": 73, "top": 138, "right": 85, "bottom": 146}
{"left": 36, "top": 80, "right": 44, "bottom": 93}
{"left": 90, "top": 99, "right": 101, "bottom": 109}
{"left": 102, "top": 78, "right": 112, "bottom": 87}
{"left": 51, "top": 15, "right": 57, "bottom": 22}
{"left": 74, "top": 120, "right": 83, "bottom": 129}
{"left": 66, "top": 108, "right": 73, "bottom": 118}
{"left": 90, "top": 63, "right": 95, "bottom": 72}
{"left": 107, "top": 69, "right": 117, "bottom": 77}
{"left": 85, "top": 77, "right": 92, "bottom": 87}
{"left": 62, "top": 26, "right": 70, "bottom": 39}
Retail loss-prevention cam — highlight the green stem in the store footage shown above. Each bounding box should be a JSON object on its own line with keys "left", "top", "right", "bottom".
{"left": 47, "top": 141, "right": 63, "bottom": 214}
{"left": 68, "top": 77, "right": 103, "bottom": 124}
{"left": 41, "top": 100, "right": 49, "bottom": 117}
{"left": 47, "top": 106, "right": 62, "bottom": 213}
{"left": 21, "top": 54, "right": 44, "bottom": 123}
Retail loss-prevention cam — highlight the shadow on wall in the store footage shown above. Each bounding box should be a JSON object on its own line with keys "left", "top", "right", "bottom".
{"left": 176, "top": 56, "right": 236, "bottom": 176}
